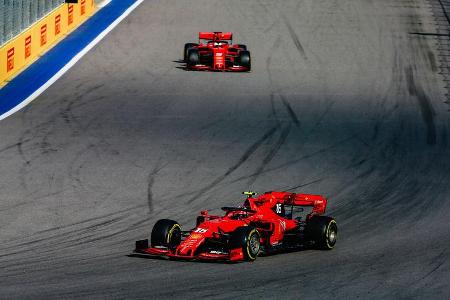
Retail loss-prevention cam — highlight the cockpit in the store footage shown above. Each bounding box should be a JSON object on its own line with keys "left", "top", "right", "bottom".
{"left": 222, "top": 206, "right": 255, "bottom": 220}
{"left": 207, "top": 41, "right": 229, "bottom": 48}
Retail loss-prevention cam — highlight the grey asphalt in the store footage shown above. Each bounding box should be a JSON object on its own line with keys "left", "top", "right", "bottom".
{"left": 1, "top": 0, "right": 449, "bottom": 298}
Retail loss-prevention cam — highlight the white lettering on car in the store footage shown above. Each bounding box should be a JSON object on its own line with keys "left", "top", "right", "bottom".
{"left": 276, "top": 203, "right": 282, "bottom": 214}
{"left": 194, "top": 228, "right": 208, "bottom": 233}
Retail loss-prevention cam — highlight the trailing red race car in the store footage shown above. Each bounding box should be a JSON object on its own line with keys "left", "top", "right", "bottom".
{"left": 134, "top": 191, "right": 337, "bottom": 262}
{"left": 183, "top": 32, "right": 251, "bottom": 72}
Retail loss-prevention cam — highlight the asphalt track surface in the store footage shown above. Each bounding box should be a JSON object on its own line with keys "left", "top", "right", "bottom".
{"left": 1, "top": 0, "right": 449, "bottom": 298}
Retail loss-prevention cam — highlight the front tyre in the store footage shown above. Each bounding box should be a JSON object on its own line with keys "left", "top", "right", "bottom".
{"left": 229, "top": 226, "right": 260, "bottom": 261}
{"left": 184, "top": 43, "right": 198, "bottom": 61}
{"left": 151, "top": 219, "right": 182, "bottom": 249}
{"left": 238, "top": 50, "right": 251, "bottom": 70}
{"left": 187, "top": 48, "right": 200, "bottom": 67}
{"left": 307, "top": 216, "right": 337, "bottom": 250}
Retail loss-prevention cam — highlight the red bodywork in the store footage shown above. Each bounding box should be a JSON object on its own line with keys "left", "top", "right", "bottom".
{"left": 135, "top": 191, "right": 328, "bottom": 261}
{"left": 186, "top": 32, "right": 250, "bottom": 72}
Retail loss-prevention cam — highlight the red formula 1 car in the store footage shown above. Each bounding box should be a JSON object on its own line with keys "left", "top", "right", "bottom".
{"left": 134, "top": 191, "right": 337, "bottom": 262}
{"left": 183, "top": 32, "right": 251, "bottom": 72}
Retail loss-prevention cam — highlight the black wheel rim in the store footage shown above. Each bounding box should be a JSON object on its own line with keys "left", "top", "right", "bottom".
{"left": 327, "top": 223, "right": 337, "bottom": 246}
{"left": 249, "top": 233, "right": 260, "bottom": 255}
{"left": 168, "top": 227, "right": 181, "bottom": 248}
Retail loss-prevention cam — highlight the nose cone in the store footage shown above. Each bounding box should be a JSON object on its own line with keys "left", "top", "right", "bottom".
{"left": 214, "top": 50, "right": 225, "bottom": 69}
{"left": 177, "top": 233, "right": 205, "bottom": 256}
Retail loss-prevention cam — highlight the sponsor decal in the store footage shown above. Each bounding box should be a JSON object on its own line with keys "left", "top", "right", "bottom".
{"left": 25, "top": 36, "right": 32, "bottom": 59}
{"left": 68, "top": 5, "right": 74, "bottom": 25}
{"left": 55, "top": 14, "right": 61, "bottom": 35}
{"left": 81, "top": 0, "right": 86, "bottom": 15}
{"left": 209, "top": 250, "right": 226, "bottom": 254}
{"left": 193, "top": 228, "right": 208, "bottom": 233}
{"left": 7, "top": 48, "right": 14, "bottom": 72}
{"left": 215, "top": 52, "right": 223, "bottom": 57}
{"left": 280, "top": 220, "right": 286, "bottom": 231}
{"left": 40, "top": 24, "right": 47, "bottom": 46}
{"left": 190, "top": 233, "right": 202, "bottom": 239}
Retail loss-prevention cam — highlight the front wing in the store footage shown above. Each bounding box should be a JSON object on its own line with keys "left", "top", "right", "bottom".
{"left": 187, "top": 64, "right": 250, "bottom": 72}
{"left": 133, "top": 239, "right": 245, "bottom": 261}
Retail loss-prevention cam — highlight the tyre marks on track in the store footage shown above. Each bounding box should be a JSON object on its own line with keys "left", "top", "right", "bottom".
{"left": 280, "top": 95, "right": 301, "bottom": 126}
{"left": 404, "top": 65, "right": 437, "bottom": 144}
{"left": 283, "top": 17, "right": 308, "bottom": 60}
{"left": 247, "top": 124, "right": 292, "bottom": 186}
{"left": 0, "top": 203, "right": 148, "bottom": 272}
{"left": 186, "top": 126, "right": 278, "bottom": 204}
{"left": 184, "top": 92, "right": 303, "bottom": 203}
{"left": 147, "top": 162, "right": 167, "bottom": 214}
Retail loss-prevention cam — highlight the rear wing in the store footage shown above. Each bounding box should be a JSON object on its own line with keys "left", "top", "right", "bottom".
{"left": 257, "top": 191, "right": 328, "bottom": 215}
{"left": 199, "top": 32, "right": 233, "bottom": 42}
{"left": 292, "top": 193, "right": 327, "bottom": 215}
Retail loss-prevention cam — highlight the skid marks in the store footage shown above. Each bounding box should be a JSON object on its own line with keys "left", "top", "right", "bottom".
{"left": 246, "top": 125, "right": 292, "bottom": 186}
{"left": 181, "top": 97, "right": 341, "bottom": 199}
{"left": 266, "top": 35, "right": 283, "bottom": 91}
{"left": 60, "top": 83, "right": 107, "bottom": 135}
{"left": 326, "top": 0, "right": 449, "bottom": 229}
{"left": 282, "top": 16, "right": 307, "bottom": 60}
{"left": 210, "top": 133, "right": 353, "bottom": 190}
{"left": 186, "top": 92, "right": 304, "bottom": 203}
{"left": 236, "top": 96, "right": 335, "bottom": 189}
{"left": 411, "top": 247, "right": 448, "bottom": 294}
{"left": 245, "top": 94, "right": 299, "bottom": 185}
{"left": 333, "top": 134, "right": 449, "bottom": 234}
{"left": 186, "top": 126, "right": 278, "bottom": 204}
{"left": 404, "top": 65, "right": 437, "bottom": 145}
{"left": 280, "top": 95, "right": 300, "bottom": 126}
{"left": 66, "top": 137, "right": 120, "bottom": 205}
{"left": 147, "top": 162, "right": 168, "bottom": 214}
{"left": 0, "top": 203, "right": 148, "bottom": 272}
{"left": 0, "top": 138, "right": 31, "bottom": 155}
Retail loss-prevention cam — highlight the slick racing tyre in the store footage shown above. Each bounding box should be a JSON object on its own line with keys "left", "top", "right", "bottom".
{"left": 238, "top": 50, "right": 251, "bottom": 70}
{"left": 184, "top": 43, "right": 198, "bottom": 61}
{"left": 187, "top": 48, "right": 200, "bottom": 66}
{"left": 151, "top": 219, "right": 182, "bottom": 249}
{"left": 229, "top": 226, "right": 260, "bottom": 261}
{"left": 307, "top": 216, "right": 337, "bottom": 250}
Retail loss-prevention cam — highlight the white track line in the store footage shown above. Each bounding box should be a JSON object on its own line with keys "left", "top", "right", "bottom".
{"left": 98, "top": 0, "right": 112, "bottom": 8}
{"left": 0, "top": 0, "right": 144, "bottom": 122}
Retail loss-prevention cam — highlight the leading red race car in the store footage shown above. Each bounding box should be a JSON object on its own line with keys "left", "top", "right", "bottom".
{"left": 183, "top": 32, "right": 251, "bottom": 72}
{"left": 134, "top": 191, "right": 337, "bottom": 262}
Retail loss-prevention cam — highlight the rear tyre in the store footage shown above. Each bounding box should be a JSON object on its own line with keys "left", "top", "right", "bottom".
{"left": 184, "top": 43, "right": 198, "bottom": 61}
{"left": 151, "top": 219, "right": 182, "bottom": 249}
{"left": 187, "top": 48, "right": 200, "bottom": 67}
{"left": 229, "top": 226, "right": 260, "bottom": 261}
{"left": 307, "top": 216, "right": 337, "bottom": 250}
{"left": 238, "top": 50, "right": 251, "bottom": 70}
